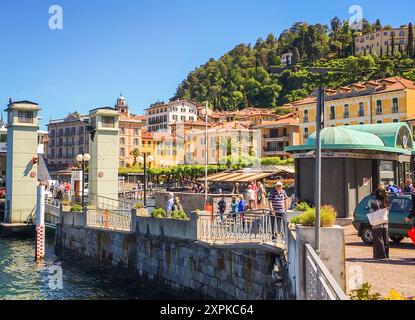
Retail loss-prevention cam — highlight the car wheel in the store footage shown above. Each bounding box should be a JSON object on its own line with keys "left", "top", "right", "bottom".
{"left": 361, "top": 227, "right": 373, "bottom": 244}
{"left": 390, "top": 236, "right": 404, "bottom": 244}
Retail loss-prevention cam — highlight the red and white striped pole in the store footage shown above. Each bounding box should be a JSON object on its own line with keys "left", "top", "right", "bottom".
{"left": 36, "top": 182, "right": 46, "bottom": 262}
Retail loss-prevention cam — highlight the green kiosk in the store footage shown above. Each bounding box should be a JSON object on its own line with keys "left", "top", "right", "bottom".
{"left": 285, "top": 123, "right": 414, "bottom": 220}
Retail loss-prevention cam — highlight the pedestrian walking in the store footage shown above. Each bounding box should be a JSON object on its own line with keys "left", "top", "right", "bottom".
{"left": 218, "top": 195, "right": 227, "bottom": 223}
{"left": 370, "top": 186, "right": 390, "bottom": 260}
{"left": 268, "top": 182, "right": 288, "bottom": 241}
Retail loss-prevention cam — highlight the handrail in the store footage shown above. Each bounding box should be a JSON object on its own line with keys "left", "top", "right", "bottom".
{"left": 25, "top": 205, "right": 37, "bottom": 225}
{"left": 304, "top": 243, "right": 349, "bottom": 300}
{"left": 198, "top": 211, "right": 286, "bottom": 244}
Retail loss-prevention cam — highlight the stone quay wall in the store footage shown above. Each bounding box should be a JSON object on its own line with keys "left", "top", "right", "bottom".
{"left": 56, "top": 210, "right": 290, "bottom": 300}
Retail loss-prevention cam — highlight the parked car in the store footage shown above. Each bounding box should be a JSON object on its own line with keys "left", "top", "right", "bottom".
{"left": 353, "top": 193, "right": 413, "bottom": 244}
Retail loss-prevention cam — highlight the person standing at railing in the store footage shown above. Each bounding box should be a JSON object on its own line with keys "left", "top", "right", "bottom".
{"left": 238, "top": 194, "right": 247, "bottom": 228}
{"left": 268, "top": 182, "right": 288, "bottom": 241}
{"left": 172, "top": 196, "right": 183, "bottom": 212}
{"left": 231, "top": 196, "right": 239, "bottom": 222}
{"left": 166, "top": 192, "right": 174, "bottom": 215}
{"left": 256, "top": 181, "right": 266, "bottom": 209}
{"left": 246, "top": 185, "right": 256, "bottom": 210}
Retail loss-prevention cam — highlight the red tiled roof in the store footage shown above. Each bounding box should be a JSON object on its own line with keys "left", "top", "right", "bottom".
{"left": 141, "top": 131, "right": 153, "bottom": 139}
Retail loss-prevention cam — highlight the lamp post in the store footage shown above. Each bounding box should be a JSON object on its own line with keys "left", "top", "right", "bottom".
{"left": 76, "top": 153, "right": 90, "bottom": 208}
{"left": 139, "top": 154, "right": 154, "bottom": 207}
{"left": 315, "top": 86, "right": 325, "bottom": 256}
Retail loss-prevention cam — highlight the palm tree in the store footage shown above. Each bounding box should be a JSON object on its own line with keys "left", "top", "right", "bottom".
{"left": 219, "top": 137, "right": 242, "bottom": 168}
{"left": 130, "top": 148, "right": 140, "bottom": 166}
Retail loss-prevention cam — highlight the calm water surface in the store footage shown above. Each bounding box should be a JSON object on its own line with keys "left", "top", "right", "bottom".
{"left": 0, "top": 235, "right": 192, "bottom": 300}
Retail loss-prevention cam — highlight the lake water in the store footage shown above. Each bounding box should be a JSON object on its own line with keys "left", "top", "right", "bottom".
{"left": 0, "top": 235, "right": 192, "bottom": 300}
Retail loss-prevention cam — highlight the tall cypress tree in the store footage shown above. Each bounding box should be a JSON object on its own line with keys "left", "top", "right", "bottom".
{"left": 407, "top": 22, "right": 414, "bottom": 58}
{"left": 391, "top": 33, "right": 395, "bottom": 56}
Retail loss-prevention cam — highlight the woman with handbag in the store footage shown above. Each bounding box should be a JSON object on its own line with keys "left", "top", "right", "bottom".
{"left": 370, "top": 186, "right": 390, "bottom": 260}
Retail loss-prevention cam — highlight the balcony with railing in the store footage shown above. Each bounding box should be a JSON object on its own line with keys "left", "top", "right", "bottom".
{"left": 263, "top": 147, "right": 286, "bottom": 155}
{"left": 358, "top": 110, "right": 365, "bottom": 117}
{"left": 263, "top": 134, "right": 289, "bottom": 142}
{"left": 343, "top": 112, "right": 350, "bottom": 119}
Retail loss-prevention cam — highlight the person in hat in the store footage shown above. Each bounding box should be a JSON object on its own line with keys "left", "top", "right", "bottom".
{"left": 268, "top": 182, "right": 288, "bottom": 241}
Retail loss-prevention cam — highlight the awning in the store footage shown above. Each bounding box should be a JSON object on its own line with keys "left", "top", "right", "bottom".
{"left": 198, "top": 170, "right": 282, "bottom": 183}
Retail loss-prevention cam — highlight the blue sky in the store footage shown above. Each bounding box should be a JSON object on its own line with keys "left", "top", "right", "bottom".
{"left": 0, "top": 0, "right": 414, "bottom": 127}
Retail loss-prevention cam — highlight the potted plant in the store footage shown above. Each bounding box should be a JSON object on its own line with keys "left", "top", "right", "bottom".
{"left": 62, "top": 200, "right": 72, "bottom": 212}
{"left": 170, "top": 210, "right": 188, "bottom": 220}
{"left": 151, "top": 208, "right": 167, "bottom": 219}
{"left": 135, "top": 202, "right": 148, "bottom": 216}
{"left": 70, "top": 204, "right": 83, "bottom": 213}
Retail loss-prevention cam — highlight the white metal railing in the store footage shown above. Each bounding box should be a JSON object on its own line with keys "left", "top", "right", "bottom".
{"left": 45, "top": 198, "right": 61, "bottom": 223}
{"left": 86, "top": 208, "right": 132, "bottom": 232}
{"left": 304, "top": 243, "right": 349, "bottom": 300}
{"left": 198, "top": 210, "right": 286, "bottom": 244}
{"left": 86, "top": 194, "right": 135, "bottom": 232}
{"left": 88, "top": 194, "right": 136, "bottom": 212}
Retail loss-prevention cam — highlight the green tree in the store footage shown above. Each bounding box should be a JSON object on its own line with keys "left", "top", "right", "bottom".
{"left": 292, "top": 47, "right": 301, "bottom": 66}
{"left": 407, "top": 23, "right": 414, "bottom": 58}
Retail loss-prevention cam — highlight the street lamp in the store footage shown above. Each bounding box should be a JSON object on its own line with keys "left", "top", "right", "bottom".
{"left": 76, "top": 153, "right": 90, "bottom": 208}
{"left": 139, "top": 154, "right": 154, "bottom": 207}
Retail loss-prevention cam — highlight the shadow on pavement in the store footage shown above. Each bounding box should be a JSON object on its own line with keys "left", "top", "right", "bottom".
{"left": 346, "top": 257, "right": 415, "bottom": 266}
{"left": 346, "top": 241, "right": 415, "bottom": 250}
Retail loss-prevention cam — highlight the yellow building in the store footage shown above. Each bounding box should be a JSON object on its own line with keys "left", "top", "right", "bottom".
{"left": 292, "top": 77, "right": 415, "bottom": 144}
{"left": 355, "top": 25, "right": 415, "bottom": 56}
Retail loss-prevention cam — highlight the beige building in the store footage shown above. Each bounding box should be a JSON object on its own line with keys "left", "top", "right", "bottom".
{"left": 116, "top": 95, "right": 146, "bottom": 167}
{"left": 355, "top": 25, "right": 415, "bottom": 56}
{"left": 185, "top": 122, "right": 260, "bottom": 165}
{"left": 253, "top": 113, "right": 300, "bottom": 159}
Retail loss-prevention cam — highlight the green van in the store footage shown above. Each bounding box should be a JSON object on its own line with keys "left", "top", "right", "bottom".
{"left": 353, "top": 194, "right": 413, "bottom": 244}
